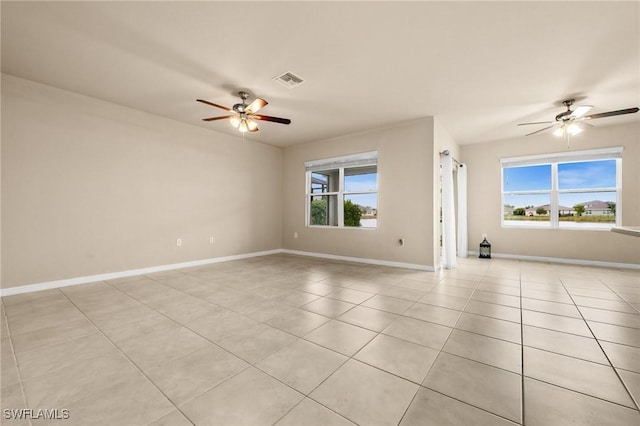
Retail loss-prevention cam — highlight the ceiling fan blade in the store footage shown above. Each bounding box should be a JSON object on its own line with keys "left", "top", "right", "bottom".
{"left": 525, "top": 124, "right": 556, "bottom": 136}
{"left": 196, "top": 99, "right": 232, "bottom": 111}
{"left": 246, "top": 98, "right": 268, "bottom": 114}
{"left": 253, "top": 114, "right": 292, "bottom": 125}
{"left": 570, "top": 105, "right": 592, "bottom": 119}
{"left": 582, "top": 107, "right": 639, "bottom": 120}
{"left": 202, "top": 115, "right": 234, "bottom": 122}
{"left": 517, "top": 121, "right": 555, "bottom": 126}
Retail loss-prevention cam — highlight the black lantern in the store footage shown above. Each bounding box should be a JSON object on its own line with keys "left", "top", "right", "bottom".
{"left": 479, "top": 238, "right": 491, "bottom": 259}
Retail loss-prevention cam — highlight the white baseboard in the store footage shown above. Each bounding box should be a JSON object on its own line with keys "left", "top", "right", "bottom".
{"left": 0, "top": 249, "right": 282, "bottom": 297}
{"left": 281, "top": 249, "right": 434, "bottom": 271}
{"left": 467, "top": 251, "right": 640, "bottom": 270}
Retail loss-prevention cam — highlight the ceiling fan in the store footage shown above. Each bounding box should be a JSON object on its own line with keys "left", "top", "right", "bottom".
{"left": 518, "top": 99, "right": 639, "bottom": 137}
{"left": 197, "top": 91, "right": 291, "bottom": 133}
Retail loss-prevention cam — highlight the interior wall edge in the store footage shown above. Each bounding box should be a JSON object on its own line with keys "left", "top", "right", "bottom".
{"left": 280, "top": 249, "right": 435, "bottom": 272}
{"left": 466, "top": 251, "right": 640, "bottom": 270}
{"left": 0, "top": 249, "right": 282, "bottom": 297}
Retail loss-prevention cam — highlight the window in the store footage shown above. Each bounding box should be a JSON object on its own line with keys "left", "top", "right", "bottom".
{"left": 305, "top": 152, "right": 378, "bottom": 228}
{"left": 501, "top": 147, "right": 622, "bottom": 229}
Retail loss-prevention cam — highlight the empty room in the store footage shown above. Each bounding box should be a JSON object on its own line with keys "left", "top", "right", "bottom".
{"left": 1, "top": 2, "right": 639, "bottom": 426}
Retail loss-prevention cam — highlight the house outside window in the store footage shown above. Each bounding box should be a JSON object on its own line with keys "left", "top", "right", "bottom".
{"left": 305, "top": 152, "right": 378, "bottom": 228}
{"left": 501, "top": 147, "right": 622, "bottom": 230}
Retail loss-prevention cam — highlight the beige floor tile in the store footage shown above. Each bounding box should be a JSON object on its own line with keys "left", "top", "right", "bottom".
{"left": 361, "top": 295, "right": 414, "bottom": 314}
{"left": 218, "top": 323, "right": 298, "bottom": 363}
{"left": 310, "top": 359, "right": 419, "bottom": 426}
{"left": 147, "top": 409, "right": 193, "bottom": 426}
{"left": 589, "top": 321, "right": 640, "bottom": 347}
{"left": 524, "top": 377, "right": 640, "bottom": 426}
{"left": 326, "top": 288, "right": 374, "bottom": 305}
{"left": 521, "top": 288, "right": 573, "bottom": 304}
{"left": 476, "top": 283, "right": 520, "bottom": 297}
{"left": 87, "top": 304, "right": 165, "bottom": 330}
{"left": 301, "top": 297, "right": 355, "bottom": 318}
{"left": 22, "top": 353, "right": 138, "bottom": 408}
{"left": 600, "top": 340, "right": 640, "bottom": 373}
{"left": 422, "top": 352, "right": 521, "bottom": 423}
{"left": 1, "top": 337, "right": 13, "bottom": 359}
{"left": 187, "top": 309, "right": 259, "bottom": 342}
{"left": 443, "top": 329, "right": 522, "bottom": 373}
{"left": 579, "top": 306, "right": 640, "bottom": 329}
{"left": 383, "top": 316, "right": 452, "bottom": 350}
{"left": 430, "top": 283, "right": 475, "bottom": 299}
{"left": 1, "top": 355, "right": 20, "bottom": 389}
{"left": 112, "top": 324, "right": 210, "bottom": 371}
{"left": 11, "top": 318, "right": 100, "bottom": 355}
{"left": 572, "top": 295, "right": 637, "bottom": 313}
{"left": 240, "top": 300, "right": 296, "bottom": 322}
{"left": 521, "top": 297, "right": 582, "bottom": 318}
{"left": 522, "top": 310, "right": 592, "bottom": 337}
{"left": 393, "top": 278, "right": 436, "bottom": 291}
{"left": 404, "top": 303, "right": 461, "bottom": 327}
{"left": 376, "top": 286, "right": 426, "bottom": 302}
{"left": 337, "top": 306, "right": 398, "bottom": 332}
{"left": 1, "top": 384, "right": 29, "bottom": 426}
{"left": 180, "top": 367, "right": 303, "bottom": 426}
{"left": 15, "top": 333, "right": 120, "bottom": 380}
{"left": 400, "top": 387, "right": 518, "bottom": 426}
{"left": 151, "top": 295, "right": 224, "bottom": 325}
{"left": 7, "top": 306, "right": 87, "bottom": 336}
{"left": 60, "top": 374, "right": 174, "bottom": 426}
{"left": 273, "top": 290, "right": 322, "bottom": 307}
{"left": 257, "top": 339, "right": 347, "bottom": 394}
{"left": 296, "top": 282, "right": 338, "bottom": 296}
{"left": 418, "top": 293, "right": 469, "bottom": 310}
{"left": 464, "top": 300, "right": 521, "bottom": 323}
{"left": 618, "top": 368, "right": 640, "bottom": 407}
{"left": 266, "top": 309, "right": 330, "bottom": 337}
{"left": 275, "top": 398, "right": 355, "bottom": 426}
{"left": 355, "top": 334, "right": 438, "bottom": 383}
{"left": 146, "top": 344, "right": 248, "bottom": 405}
{"left": 471, "top": 290, "right": 520, "bottom": 308}
{"left": 523, "top": 325, "right": 609, "bottom": 365}
{"left": 304, "top": 320, "right": 376, "bottom": 356}
{"left": 455, "top": 312, "right": 521, "bottom": 344}
{"left": 523, "top": 346, "right": 635, "bottom": 408}
{"left": 568, "top": 287, "right": 624, "bottom": 301}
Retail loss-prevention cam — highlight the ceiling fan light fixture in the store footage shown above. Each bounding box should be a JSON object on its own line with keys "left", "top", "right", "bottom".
{"left": 567, "top": 122, "right": 582, "bottom": 136}
{"left": 230, "top": 116, "right": 241, "bottom": 128}
{"left": 238, "top": 119, "right": 249, "bottom": 133}
{"left": 247, "top": 119, "right": 258, "bottom": 131}
{"left": 553, "top": 127, "right": 565, "bottom": 137}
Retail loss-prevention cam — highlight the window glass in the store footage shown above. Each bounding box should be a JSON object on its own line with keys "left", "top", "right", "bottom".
{"left": 309, "top": 195, "right": 338, "bottom": 226}
{"left": 503, "top": 165, "right": 551, "bottom": 191}
{"left": 503, "top": 194, "right": 551, "bottom": 226}
{"left": 558, "top": 160, "right": 616, "bottom": 190}
{"left": 344, "top": 193, "right": 377, "bottom": 228}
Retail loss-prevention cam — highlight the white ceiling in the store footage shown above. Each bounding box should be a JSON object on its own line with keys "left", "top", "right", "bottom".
{"left": 2, "top": 1, "right": 638, "bottom": 147}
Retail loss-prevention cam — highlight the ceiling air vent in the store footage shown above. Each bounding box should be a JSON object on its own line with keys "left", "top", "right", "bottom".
{"left": 273, "top": 71, "right": 305, "bottom": 88}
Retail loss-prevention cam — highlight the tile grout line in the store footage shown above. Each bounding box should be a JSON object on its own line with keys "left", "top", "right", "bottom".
{"left": 1, "top": 297, "right": 34, "bottom": 426}
{"left": 555, "top": 277, "right": 640, "bottom": 412}
{"left": 56, "top": 288, "right": 197, "bottom": 426}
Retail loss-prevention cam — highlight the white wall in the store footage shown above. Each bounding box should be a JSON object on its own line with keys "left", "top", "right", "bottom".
{"left": 1, "top": 74, "right": 283, "bottom": 288}
{"left": 281, "top": 118, "right": 438, "bottom": 268}
{"left": 461, "top": 122, "right": 640, "bottom": 265}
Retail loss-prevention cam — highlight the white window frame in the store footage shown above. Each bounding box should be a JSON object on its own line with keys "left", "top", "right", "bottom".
{"left": 501, "top": 147, "right": 622, "bottom": 230}
{"left": 305, "top": 151, "right": 378, "bottom": 229}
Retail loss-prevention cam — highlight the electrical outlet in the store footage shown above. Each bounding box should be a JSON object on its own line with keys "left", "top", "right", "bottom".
{"left": 294, "top": 232, "right": 298, "bottom": 239}
{"left": 209, "top": 236, "right": 215, "bottom": 244}
{"left": 399, "top": 238, "right": 405, "bottom": 246}
{"left": 176, "top": 238, "right": 182, "bottom": 247}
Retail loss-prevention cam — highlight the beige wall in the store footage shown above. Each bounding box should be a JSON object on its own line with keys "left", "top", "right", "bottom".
{"left": 281, "top": 118, "right": 438, "bottom": 268}
{"left": 461, "top": 122, "right": 640, "bottom": 265}
{"left": 1, "top": 74, "right": 283, "bottom": 288}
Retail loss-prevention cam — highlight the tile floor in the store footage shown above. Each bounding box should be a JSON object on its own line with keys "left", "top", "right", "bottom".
{"left": 1, "top": 254, "right": 639, "bottom": 425}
